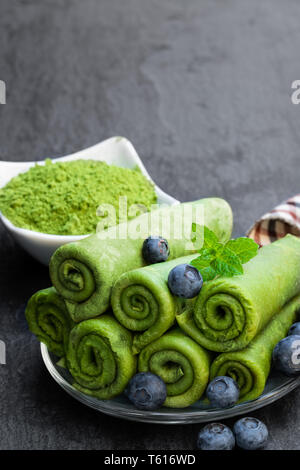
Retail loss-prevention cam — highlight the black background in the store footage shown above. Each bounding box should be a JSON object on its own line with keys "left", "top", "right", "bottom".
{"left": 0, "top": 0, "right": 300, "bottom": 449}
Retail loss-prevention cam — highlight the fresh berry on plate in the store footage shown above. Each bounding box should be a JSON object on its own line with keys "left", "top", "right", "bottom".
{"left": 233, "top": 417, "right": 268, "bottom": 450}
{"left": 142, "top": 236, "right": 170, "bottom": 264}
{"left": 167, "top": 264, "right": 203, "bottom": 298}
{"left": 197, "top": 423, "right": 235, "bottom": 450}
{"left": 125, "top": 372, "right": 167, "bottom": 410}
{"left": 272, "top": 334, "right": 300, "bottom": 376}
{"left": 206, "top": 376, "right": 240, "bottom": 408}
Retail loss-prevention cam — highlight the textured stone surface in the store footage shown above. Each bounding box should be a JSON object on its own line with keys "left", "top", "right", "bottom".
{"left": 0, "top": 0, "right": 300, "bottom": 450}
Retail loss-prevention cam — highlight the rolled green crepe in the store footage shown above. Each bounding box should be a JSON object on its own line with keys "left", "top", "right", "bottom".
{"left": 111, "top": 254, "right": 199, "bottom": 354}
{"left": 210, "top": 295, "right": 300, "bottom": 402}
{"left": 50, "top": 198, "right": 232, "bottom": 322}
{"left": 67, "top": 315, "right": 136, "bottom": 399}
{"left": 138, "top": 329, "right": 211, "bottom": 408}
{"left": 177, "top": 234, "right": 300, "bottom": 352}
{"left": 25, "top": 287, "right": 74, "bottom": 357}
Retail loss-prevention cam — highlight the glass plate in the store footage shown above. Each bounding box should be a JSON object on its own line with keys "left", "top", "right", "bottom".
{"left": 41, "top": 343, "right": 300, "bottom": 424}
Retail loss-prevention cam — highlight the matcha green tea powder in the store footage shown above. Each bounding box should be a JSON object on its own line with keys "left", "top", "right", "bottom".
{"left": 0, "top": 159, "right": 157, "bottom": 235}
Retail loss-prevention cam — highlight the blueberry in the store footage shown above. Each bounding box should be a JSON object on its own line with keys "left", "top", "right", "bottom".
{"left": 233, "top": 417, "right": 268, "bottom": 450}
{"left": 206, "top": 376, "right": 240, "bottom": 408}
{"left": 168, "top": 264, "right": 203, "bottom": 299}
{"left": 197, "top": 423, "right": 235, "bottom": 450}
{"left": 142, "top": 236, "right": 170, "bottom": 264}
{"left": 125, "top": 372, "right": 167, "bottom": 410}
{"left": 272, "top": 334, "right": 300, "bottom": 376}
{"left": 288, "top": 322, "right": 300, "bottom": 336}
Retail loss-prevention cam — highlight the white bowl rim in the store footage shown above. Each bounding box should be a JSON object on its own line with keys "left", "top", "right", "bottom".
{"left": 0, "top": 212, "right": 89, "bottom": 241}
{"left": 0, "top": 136, "right": 178, "bottom": 242}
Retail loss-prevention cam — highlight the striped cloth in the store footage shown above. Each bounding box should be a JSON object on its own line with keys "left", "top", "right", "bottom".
{"left": 247, "top": 195, "right": 300, "bottom": 246}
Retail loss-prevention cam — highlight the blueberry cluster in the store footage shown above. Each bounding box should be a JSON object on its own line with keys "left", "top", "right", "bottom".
{"left": 142, "top": 236, "right": 203, "bottom": 298}
{"left": 140, "top": 235, "right": 300, "bottom": 448}
{"left": 197, "top": 417, "right": 268, "bottom": 450}
{"left": 126, "top": 373, "right": 268, "bottom": 450}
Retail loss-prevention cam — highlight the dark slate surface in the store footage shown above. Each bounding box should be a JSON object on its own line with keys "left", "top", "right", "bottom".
{"left": 0, "top": 0, "right": 300, "bottom": 450}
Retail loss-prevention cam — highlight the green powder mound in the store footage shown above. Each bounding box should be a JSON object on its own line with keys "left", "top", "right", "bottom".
{"left": 0, "top": 159, "right": 157, "bottom": 235}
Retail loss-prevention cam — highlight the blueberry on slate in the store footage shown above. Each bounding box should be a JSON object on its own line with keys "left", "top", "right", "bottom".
{"left": 233, "top": 417, "right": 268, "bottom": 450}
{"left": 142, "top": 236, "right": 170, "bottom": 264}
{"left": 206, "top": 376, "right": 240, "bottom": 408}
{"left": 288, "top": 322, "right": 300, "bottom": 336}
{"left": 197, "top": 423, "right": 235, "bottom": 450}
{"left": 125, "top": 372, "right": 167, "bottom": 410}
{"left": 167, "top": 264, "right": 203, "bottom": 299}
{"left": 272, "top": 334, "right": 300, "bottom": 376}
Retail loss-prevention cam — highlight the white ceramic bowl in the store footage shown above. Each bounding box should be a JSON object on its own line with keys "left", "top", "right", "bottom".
{"left": 0, "top": 136, "right": 178, "bottom": 265}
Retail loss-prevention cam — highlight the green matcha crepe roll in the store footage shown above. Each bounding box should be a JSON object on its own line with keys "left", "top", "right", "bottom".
{"left": 67, "top": 315, "right": 136, "bottom": 399}
{"left": 50, "top": 198, "right": 233, "bottom": 322}
{"left": 111, "top": 254, "right": 198, "bottom": 354}
{"left": 210, "top": 295, "right": 300, "bottom": 402}
{"left": 177, "top": 235, "right": 300, "bottom": 352}
{"left": 25, "top": 287, "right": 74, "bottom": 357}
{"left": 138, "top": 329, "right": 211, "bottom": 408}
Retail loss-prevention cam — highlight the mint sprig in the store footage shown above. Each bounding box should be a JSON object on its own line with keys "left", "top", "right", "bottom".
{"left": 191, "top": 225, "right": 259, "bottom": 282}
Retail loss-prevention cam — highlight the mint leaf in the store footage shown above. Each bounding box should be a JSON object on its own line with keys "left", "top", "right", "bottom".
{"left": 191, "top": 248, "right": 219, "bottom": 282}
{"left": 191, "top": 224, "right": 219, "bottom": 251}
{"left": 202, "top": 225, "right": 219, "bottom": 249}
{"left": 212, "top": 247, "right": 244, "bottom": 277}
{"left": 225, "top": 237, "right": 258, "bottom": 264}
{"left": 190, "top": 225, "right": 258, "bottom": 283}
{"left": 199, "top": 266, "right": 218, "bottom": 282}
{"left": 191, "top": 249, "right": 216, "bottom": 270}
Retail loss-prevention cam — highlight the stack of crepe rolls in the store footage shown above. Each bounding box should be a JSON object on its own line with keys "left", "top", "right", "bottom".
{"left": 26, "top": 198, "right": 300, "bottom": 408}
